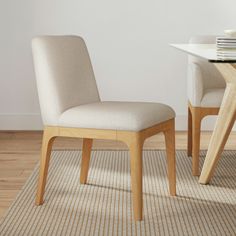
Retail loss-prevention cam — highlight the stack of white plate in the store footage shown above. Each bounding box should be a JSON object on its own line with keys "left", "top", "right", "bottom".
{"left": 217, "top": 37, "right": 236, "bottom": 48}
{"left": 216, "top": 37, "right": 236, "bottom": 59}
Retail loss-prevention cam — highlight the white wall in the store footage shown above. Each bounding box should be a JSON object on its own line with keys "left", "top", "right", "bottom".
{"left": 0, "top": 0, "right": 235, "bottom": 130}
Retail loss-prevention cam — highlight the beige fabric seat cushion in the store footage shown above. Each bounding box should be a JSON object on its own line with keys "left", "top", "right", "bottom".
{"left": 200, "top": 88, "right": 224, "bottom": 107}
{"left": 59, "top": 101, "right": 175, "bottom": 131}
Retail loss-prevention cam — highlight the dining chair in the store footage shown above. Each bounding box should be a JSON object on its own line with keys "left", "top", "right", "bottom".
{"left": 32, "top": 35, "right": 176, "bottom": 221}
{"left": 187, "top": 35, "right": 226, "bottom": 176}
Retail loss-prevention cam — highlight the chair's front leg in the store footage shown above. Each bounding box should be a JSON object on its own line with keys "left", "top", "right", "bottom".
{"left": 36, "top": 128, "right": 56, "bottom": 205}
{"left": 129, "top": 134, "right": 143, "bottom": 221}
{"left": 164, "top": 119, "right": 176, "bottom": 196}
{"left": 80, "top": 138, "right": 93, "bottom": 184}
{"left": 191, "top": 107, "right": 202, "bottom": 176}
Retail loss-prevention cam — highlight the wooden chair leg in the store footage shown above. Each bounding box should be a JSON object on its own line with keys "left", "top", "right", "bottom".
{"left": 187, "top": 106, "right": 193, "bottom": 157}
{"left": 192, "top": 108, "right": 202, "bottom": 176}
{"left": 129, "top": 135, "right": 143, "bottom": 221}
{"left": 80, "top": 138, "right": 93, "bottom": 184}
{"left": 36, "top": 129, "right": 56, "bottom": 205}
{"left": 164, "top": 120, "right": 176, "bottom": 196}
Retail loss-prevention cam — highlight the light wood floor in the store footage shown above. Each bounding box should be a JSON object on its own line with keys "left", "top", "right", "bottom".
{"left": 0, "top": 131, "right": 236, "bottom": 222}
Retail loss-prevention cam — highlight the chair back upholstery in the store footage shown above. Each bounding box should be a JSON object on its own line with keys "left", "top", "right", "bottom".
{"left": 32, "top": 36, "right": 100, "bottom": 125}
{"left": 188, "top": 35, "right": 225, "bottom": 90}
{"left": 187, "top": 35, "right": 226, "bottom": 106}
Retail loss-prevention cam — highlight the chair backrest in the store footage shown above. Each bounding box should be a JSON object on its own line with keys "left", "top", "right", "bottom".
{"left": 188, "top": 35, "right": 225, "bottom": 90}
{"left": 32, "top": 35, "right": 100, "bottom": 125}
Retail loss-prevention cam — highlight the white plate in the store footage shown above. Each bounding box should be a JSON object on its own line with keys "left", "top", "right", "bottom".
{"left": 217, "top": 45, "right": 236, "bottom": 48}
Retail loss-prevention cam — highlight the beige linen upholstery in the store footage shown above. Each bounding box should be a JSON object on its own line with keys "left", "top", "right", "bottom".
{"left": 187, "top": 35, "right": 225, "bottom": 107}
{"left": 32, "top": 36, "right": 100, "bottom": 125}
{"left": 200, "top": 88, "right": 225, "bottom": 107}
{"left": 59, "top": 101, "right": 175, "bottom": 131}
{"left": 32, "top": 35, "right": 175, "bottom": 130}
{"left": 32, "top": 35, "right": 176, "bottom": 221}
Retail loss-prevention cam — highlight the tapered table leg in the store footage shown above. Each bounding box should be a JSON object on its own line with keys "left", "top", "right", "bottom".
{"left": 199, "top": 63, "right": 236, "bottom": 184}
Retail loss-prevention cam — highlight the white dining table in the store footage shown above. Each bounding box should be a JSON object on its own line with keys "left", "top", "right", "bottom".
{"left": 171, "top": 43, "right": 236, "bottom": 184}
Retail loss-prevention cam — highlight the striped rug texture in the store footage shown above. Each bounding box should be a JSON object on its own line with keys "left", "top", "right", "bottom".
{"left": 0, "top": 150, "right": 235, "bottom": 236}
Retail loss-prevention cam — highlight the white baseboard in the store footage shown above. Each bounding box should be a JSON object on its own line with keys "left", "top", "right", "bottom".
{"left": 176, "top": 115, "right": 218, "bottom": 131}
{"left": 0, "top": 113, "right": 234, "bottom": 131}
{"left": 177, "top": 114, "right": 236, "bottom": 131}
{"left": 0, "top": 114, "right": 43, "bottom": 130}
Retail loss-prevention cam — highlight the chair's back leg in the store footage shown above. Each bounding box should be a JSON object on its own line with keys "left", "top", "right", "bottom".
{"left": 80, "top": 138, "right": 93, "bottom": 184}
{"left": 164, "top": 119, "right": 176, "bottom": 196}
{"left": 36, "top": 129, "right": 56, "bottom": 205}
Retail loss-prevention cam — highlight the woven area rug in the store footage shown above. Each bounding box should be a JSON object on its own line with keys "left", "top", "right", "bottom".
{"left": 0, "top": 150, "right": 235, "bottom": 236}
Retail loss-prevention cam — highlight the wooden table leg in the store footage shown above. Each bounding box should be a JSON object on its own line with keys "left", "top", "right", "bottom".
{"left": 199, "top": 63, "right": 236, "bottom": 184}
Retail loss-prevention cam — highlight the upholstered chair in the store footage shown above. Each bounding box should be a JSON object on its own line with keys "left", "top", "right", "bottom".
{"left": 32, "top": 35, "right": 176, "bottom": 221}
{"left": 187, "top": 35, "right": 226, "bottom": 176}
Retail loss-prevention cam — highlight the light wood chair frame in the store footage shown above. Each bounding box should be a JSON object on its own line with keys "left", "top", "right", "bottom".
{"left": 187, "top": 102, "right": 219, "bottom": 176}
{"left": 36, "top": 118, "right": 176, "bottom": 221}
